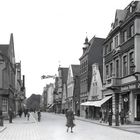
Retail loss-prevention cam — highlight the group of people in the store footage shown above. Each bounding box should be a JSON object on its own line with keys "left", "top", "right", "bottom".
{"left": 99, "top": 108, "right": 127, "bottom": 125}
{"left": 7, "top": 107, "right": 41, "bottom": 123}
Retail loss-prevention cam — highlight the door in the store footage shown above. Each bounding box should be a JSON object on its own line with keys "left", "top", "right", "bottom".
{"left": 137, "top": 94, "right": 140, "bottom": 121}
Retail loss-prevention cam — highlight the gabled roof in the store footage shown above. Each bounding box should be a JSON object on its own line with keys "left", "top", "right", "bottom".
{"left": 71, "top": 64, "right": 80, "bottom": 77}
{"left": 106, "top": 1, "right": 140, "bottom": 39}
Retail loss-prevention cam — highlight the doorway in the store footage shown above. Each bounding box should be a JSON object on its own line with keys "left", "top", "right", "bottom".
{"left": 137, "top": 94, "right": 140, "bottom": 121}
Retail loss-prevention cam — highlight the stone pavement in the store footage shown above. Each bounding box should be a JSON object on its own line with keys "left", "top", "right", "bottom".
{"left": 0, "top": 112, "right": 140, "bottom": 138}
{"left": 0, "top": 113, "right": 41, "bottom": 140}
{"left": 55, "top": 113, "right": 140, "bottom": 134}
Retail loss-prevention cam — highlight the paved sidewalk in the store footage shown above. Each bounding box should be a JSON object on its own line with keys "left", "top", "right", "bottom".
{"left": 0, "top": 113, "right": 36, "bottom": 133}
{"left": 54, "top": 113, "right": 140, "bottom": 134}
{"left": 76, "top": 116, "right": 140, "bottom": 134}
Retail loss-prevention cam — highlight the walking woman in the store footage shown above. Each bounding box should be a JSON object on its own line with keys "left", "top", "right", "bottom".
{"left": 65, "top": 108, "right": 75, "bottom": 133}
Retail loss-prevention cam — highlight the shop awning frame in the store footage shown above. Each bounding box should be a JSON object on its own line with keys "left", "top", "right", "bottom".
{"left": 80, "top": 96, "right": 112, "bottom": 107}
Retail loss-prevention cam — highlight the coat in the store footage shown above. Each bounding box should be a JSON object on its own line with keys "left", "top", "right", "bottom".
{"left": 65, "top": 110, "right": 75, "bottom": 128}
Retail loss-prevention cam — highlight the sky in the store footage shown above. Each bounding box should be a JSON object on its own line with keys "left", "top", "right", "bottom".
{"left": 0, "top": 0, "right": 133, "bottom": 97}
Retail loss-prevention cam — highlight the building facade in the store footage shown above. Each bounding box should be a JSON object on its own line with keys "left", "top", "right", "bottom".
{"left": 79, "top": 36, "right": 105, "bottom": 117}
{"left": 0, "top": 34, "right": 21, "bottom": 118}
{"left": 15, "top": 62, "right": 26, "bottom": 115}
{"left": 55, "top": 67, "right": 68, "bottom": 113}
{"left": 67, "top": 64, "right": 80, "bottom": 115}
{"left": 103, "top": 1, "right": 140, "bottom": 124}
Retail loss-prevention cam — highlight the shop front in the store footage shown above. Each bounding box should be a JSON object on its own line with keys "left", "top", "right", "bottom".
{"left": 121, "top": 82, "right": 140, "bottom": 123}
{"left": 80, "top": 96, "right": 112, "bottom": 120}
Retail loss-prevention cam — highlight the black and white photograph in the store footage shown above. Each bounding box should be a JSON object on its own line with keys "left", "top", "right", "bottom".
{"left": 0, "top": 0, "right": 140, "bottom": 139}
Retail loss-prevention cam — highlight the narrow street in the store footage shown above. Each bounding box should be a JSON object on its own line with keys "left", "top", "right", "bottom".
{"left": 0, "top": 112, "right": 140, "bottom": 140}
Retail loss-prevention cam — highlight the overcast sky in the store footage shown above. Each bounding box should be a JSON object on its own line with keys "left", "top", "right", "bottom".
{"left": 0, "top": 0, "right": 133, "bottom": 97}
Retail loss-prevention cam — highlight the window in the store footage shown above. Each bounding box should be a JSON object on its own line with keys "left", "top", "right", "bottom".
{"left": 105, "top": 45, "right": 109, "bottom": 54}
{"left": 123, "top": 30, "right": 127, "bottom": 42}
{"left": 123, "top": 55, "right": 128, "bottom": 76}
{"left": 114, "top": 35, "right": 118, "bottom": 48}
{"left": 2, "top": 98, "right": 8, "bottom": 112}
{"left": 116, "top": 60, "right": 119, "bottom": 78}
{"left": 129, "top": 51, "right": 134, "bottom": 74}
{"left": 110, "top": 63, "right": 113, "bottom": 77}
{"left": 110, "top": 41, "right": 113, "bottom": 51}
{"left": 130, "top": 25, "right": 134, "bottom": 37}
{"left": 106, "top": 65, "right": 109, "bottom": 78}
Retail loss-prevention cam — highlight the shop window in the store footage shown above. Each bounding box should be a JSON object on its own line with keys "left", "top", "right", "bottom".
{"left": 2, "top": 98, "right": 8, "bottom": 112}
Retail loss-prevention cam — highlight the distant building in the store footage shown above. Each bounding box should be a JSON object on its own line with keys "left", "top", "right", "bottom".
{"left": 55, "top": 67, "right": 68, "bottom": 113}
{"left": 67, "top": 64, "right": 80, "bottom": 115}
{"left": 79, "top": 36, "right": 105, "bottom": 117}
{"left": 0, "top": 34, "right": 16, "bottom": 118}
{"left": 15, "top": 62, "right": 26, "bottom": 115}
{"left": 47, "top": 83, "right": 54, "bottom": 112}
{"left": 41, "top": 85, "right": 49, "bottom": 111}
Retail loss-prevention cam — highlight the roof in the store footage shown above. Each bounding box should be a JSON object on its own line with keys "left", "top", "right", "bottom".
{"left": 0, "top": 45, "right": 9, "bottom": 56}
{"left": 106, "top": 1, "right": 140, "bottom": 39}
{"left": 79, "top": 36, "right": 105, "bottom": 60}
{"left": 71, "top": 64, "right": 80, "bottom": 77}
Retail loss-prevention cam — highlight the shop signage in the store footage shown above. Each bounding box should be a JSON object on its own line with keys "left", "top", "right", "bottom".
{"left": 121, "top": 83, "right": 136, "bottom": 91}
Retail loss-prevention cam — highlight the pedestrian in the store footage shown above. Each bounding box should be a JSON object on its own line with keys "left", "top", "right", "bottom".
{"left": 119, "top": 109, "right": 125, "bottom": 125}
{"left": 85, "top": 107, "right": 88, "bottom": 119}
{"left": 65, "top": 107, "right": 75, "bottom": 133}
{"left": 18, "top": 109, "right": 22, "bottom": 118}
{"left": 108, "top": 109, "right": 112, "bottom": 126}
{"left": 27, "top": 112, "right": 30, "bottom": 121}
{"left": 8, "top": 107, "right": 13, "bottom": 123}
{"left": 37, "top": 110, "right": 41, "bottom": 122}
{"left": 99, "top": 108, "right": 102, "bottom": 123}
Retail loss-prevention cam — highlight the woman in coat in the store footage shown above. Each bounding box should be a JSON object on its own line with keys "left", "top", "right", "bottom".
{"left": 65, "top": 108, "right": 75, "bottom": 133}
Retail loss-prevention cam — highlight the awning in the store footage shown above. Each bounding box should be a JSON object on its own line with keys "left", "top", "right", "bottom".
{"left": 80, "top": 96, "right": 112, "bottom": 107}
{"left": 49, "top": 104, "right": 54, "bottom": 108}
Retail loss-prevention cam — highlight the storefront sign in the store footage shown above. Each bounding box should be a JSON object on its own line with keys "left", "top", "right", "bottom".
{"left": 121, "top": 83, "right": 136, "bottom": 91}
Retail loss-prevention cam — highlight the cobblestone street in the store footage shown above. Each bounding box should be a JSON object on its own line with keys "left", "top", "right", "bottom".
{"left": 0, "top": 112, "right": 140, "bottom": 140}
